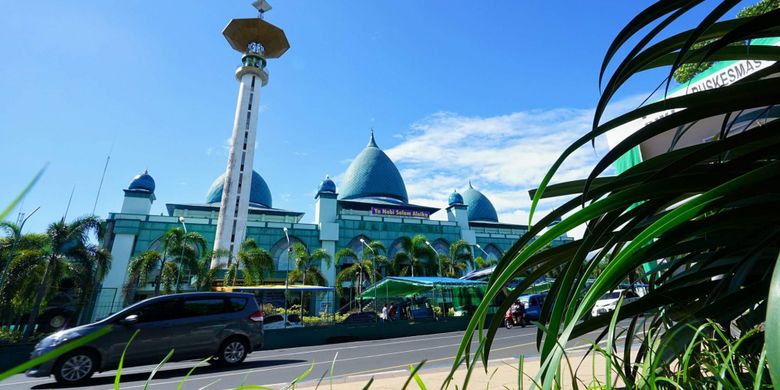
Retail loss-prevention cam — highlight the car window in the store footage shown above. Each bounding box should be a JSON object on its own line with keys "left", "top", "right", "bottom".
{"left": 529, "top": 297, "right": 538, "bottom": 306}
{"left": 133, "top": 300, "right": 180, "bottom": 323}
{"left": 626, "top": 291, "right": 639, "bottom": 298}
{"left": 287, "top": 314, "right": 300, "bottom": 323}
{"left": 264, "top": 315, "right": 282, "bottom": 324}
{"left": 229, "top": 297, "right": 247, "bottom": 312}
{"left": 600, "top": 291, "right": 621, "bottom": 300}
{"left": 180, "top": 298, "right": 227, "bottom": 318}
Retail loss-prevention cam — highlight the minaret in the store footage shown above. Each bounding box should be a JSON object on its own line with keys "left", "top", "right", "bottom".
{"left": 211, "top": 1, "right": 290, "bottom": 268}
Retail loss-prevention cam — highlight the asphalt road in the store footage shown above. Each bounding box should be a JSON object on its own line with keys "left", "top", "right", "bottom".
{"left": 2, "top": 324, "right": 624, "bottom": 390}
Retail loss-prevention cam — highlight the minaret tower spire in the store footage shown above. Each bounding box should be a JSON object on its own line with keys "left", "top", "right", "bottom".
{"left": 211, "top": 1, "right": 290, "bottom": 269}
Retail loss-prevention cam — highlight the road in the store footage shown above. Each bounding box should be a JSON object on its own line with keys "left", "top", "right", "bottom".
{"left": 2, "top": 324, "right": 622, "bottom": 389}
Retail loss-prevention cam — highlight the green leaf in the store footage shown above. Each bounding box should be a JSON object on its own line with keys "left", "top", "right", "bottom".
{"left": 766, "top": 251, "right": 780, "bottom": 387}
{"left": 115, "top": 329, "right": 140, "bottom": 390}
{"left": 0, "top": 325, "right": 112, "bottom": 381}
{"left": 0, "top": 165, "right": 46, "bottom": 222}
{"left": 176, "top": 356, "right": 212, "bottom": 390}
{"left": 143, "top": 348, "right": 175, "bottom": 390}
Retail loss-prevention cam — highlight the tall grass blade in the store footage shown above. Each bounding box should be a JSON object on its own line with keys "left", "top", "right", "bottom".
{"left": 0, "top": 165, "right": 46, "bottom": 221}
{"left": 143, "top": 348, "right": 175, "bottom": 390}
{"left": 176, "top": 356, "right": 212, "bottom": 390}
{"left": 402, "top": 360, "right": 426, "bottom": 390}
{"left": 765, "top": 251, "right": 780, "bottom": 387}
{"left": 289, "top": 362, "right": 315, "bottom": 389}
{"left": 0, "top": 325, "right": 111, "bottom": 381}
{"left": 115, "top": 329, "right": 140, "bottom": 390}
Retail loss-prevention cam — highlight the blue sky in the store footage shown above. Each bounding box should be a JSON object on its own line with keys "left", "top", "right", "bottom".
{"left": 1, "top": 1, "right": 721, "bottom": 234}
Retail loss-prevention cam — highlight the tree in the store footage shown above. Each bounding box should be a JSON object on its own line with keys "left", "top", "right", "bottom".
{"left": 225, "top": 239, "right": 274, "bottom": 286}
{"left": 287, "top": 243, "right": 331, "bottom": 286}
{"left": 455, "top": 2, "right": 780, "bottom": 388}
{"left": 672, "top": 0, "right": 779, "bottom": 83}
{"left": 438, "top": 240, "right": 474, "bottom": 278}
{"left": 192, "top": 250, "right": 221, "bottom": 291}
{"left": 23, "top": 216, "right": 111, "bottom": 339}
{"left": 163, "top": 227, "right": 207, "bottom": 293}
{"left": 474, "top": 256, "right": 497, "bottom": 270}
{"left": 335, "top": 247, "right": 382, "bottom": 297}
{"left": 391, "top": 235, "right": 436, "bottom": 276}
{"left": 125, "top": 228, "right": 206, "bottom": 297}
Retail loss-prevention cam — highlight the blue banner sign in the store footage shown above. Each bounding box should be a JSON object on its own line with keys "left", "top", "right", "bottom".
{"left": 370, "top": 207, "right": 430, "bottom": 218}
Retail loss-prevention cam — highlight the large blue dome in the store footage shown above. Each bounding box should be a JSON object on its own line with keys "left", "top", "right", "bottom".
{"left": 462, "top": 183, "right": 498, "bottom": 222}
{"left": 206, "top": 170, "right": 272, "bottom": 208}
{"left": 339, "top": 133, "right": 408, "bottom": 203}
{"left": 128, "top": 170, "right": 155, "bottom": 193}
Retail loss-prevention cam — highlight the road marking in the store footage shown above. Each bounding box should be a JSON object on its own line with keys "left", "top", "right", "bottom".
{"left": 99, "top": 334, "right": 530, "bottom": 389}
{"left": 0, "top": 329, "right": 537, "bottom": 388}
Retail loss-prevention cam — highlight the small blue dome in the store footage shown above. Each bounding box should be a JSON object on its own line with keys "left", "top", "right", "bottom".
{"left": 339, "top": 132, "right": 409, "bottom": 203}
{"left": 206, "top": 170, "right": 272, "bottom": 208}
{"left": 462, "top": 182, "right": 498, "bottom": 222}
{"left": 318, "top": 175, "right": 337, "bottom": 194}
{"left": 448, "top": 190, "right": 464, "bottom": 206}
{"left": 128, "top": 170, "right": 155, "bottom": 193}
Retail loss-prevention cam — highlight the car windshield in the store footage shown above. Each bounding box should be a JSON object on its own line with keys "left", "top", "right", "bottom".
{"left": 600, "top": 291, "right": 621, "bottom": 300}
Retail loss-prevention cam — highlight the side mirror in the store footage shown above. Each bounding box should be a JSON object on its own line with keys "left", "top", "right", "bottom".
{"left": 120, "top": 314, "right": 139, "bottom": 326}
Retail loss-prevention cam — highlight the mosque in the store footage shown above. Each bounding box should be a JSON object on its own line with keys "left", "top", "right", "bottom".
{"left": 94, "top": 132, "right": 572, "bottom": 317}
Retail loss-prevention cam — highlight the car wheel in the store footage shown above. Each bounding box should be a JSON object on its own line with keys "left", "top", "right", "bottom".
{"left": 53, "top": 350, "right": 97, "bottom": 385}
{"left": 215, "top": 337, "right": 249, "bottom": 366}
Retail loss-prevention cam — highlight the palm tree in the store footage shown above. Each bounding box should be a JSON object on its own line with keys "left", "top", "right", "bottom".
{"left": 23, "top": 216, "right": 111, "bottom": 339}
{"left": 226, "top": 239, "right": 274, "bottom": 286}
{"left": 163, "top": 227, "right": 207, "bottom": 293}
{"left": 287, "top": 243, "right": 331, "bottom": 286}
{"left": 438, "top": 240, "right": 474, "bottom": 278}
{"left": 124, "top": 250, "right": 160, "bottom": 299}
{"left": 192, "top": 250, "right": 221, "bottom": 291}
{"left": 474, "top": 256, "right": 497, "bottom": 270}
{"left": 335, "top": 247, "right": 382, "bottom": 296}
{"left": 124, "top": 228, "right": 206, "bottom": 297}
{"left": 391, "top": 235, "right": 436, "bottom": 276}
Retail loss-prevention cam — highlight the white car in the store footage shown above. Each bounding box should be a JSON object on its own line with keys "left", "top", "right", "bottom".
{"left": 591, "top": 289, "right": 640, "bottom": 317}
{"left": 263, "top": 313, "right": 303, "bottom": 329}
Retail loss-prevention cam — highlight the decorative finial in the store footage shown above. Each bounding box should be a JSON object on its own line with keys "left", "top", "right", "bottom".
{"left": 468, "top": 180, "right": 473, "bottom": 189}
{"left": 367, "top": 129, "right": 378, "bottom": 148}
{"left": 325, "top": 174, "right": 330, "bottom": 179}
{"left": 252, "top": 0, "right": 272, "bottom": 18}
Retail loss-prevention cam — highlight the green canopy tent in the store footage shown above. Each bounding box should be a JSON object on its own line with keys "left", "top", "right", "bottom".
{"left": 358, "top": 277, "right": 488, "bottom": 317}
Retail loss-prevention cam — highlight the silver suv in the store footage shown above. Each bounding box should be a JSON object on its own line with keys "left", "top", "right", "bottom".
{"left": 26, "top": 292, "right": 264, "bottom": 385}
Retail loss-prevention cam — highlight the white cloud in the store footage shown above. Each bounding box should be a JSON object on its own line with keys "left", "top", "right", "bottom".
{"left": 334, "top": 95, "right": 645, "bottom": 239}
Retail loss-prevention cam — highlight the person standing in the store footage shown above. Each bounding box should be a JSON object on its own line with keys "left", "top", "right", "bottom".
{"left": 381, "top": 304, "right": 388, "bottom": 322}
{"left": 388, "top": 303, "right": 396, "bottom": 321}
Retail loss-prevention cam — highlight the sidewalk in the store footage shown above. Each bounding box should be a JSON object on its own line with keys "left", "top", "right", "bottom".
{"left": 297, "top": 351, "right": 624, "bottom": 390}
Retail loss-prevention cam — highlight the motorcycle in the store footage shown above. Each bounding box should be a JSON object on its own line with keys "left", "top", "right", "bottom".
{"left": 504, "top": 306, "right": 526, "bottom": 329}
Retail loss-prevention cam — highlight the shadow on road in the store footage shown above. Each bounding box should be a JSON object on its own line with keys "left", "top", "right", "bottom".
{"left": 30, "top": 359, "right": 307, "bottom": 389}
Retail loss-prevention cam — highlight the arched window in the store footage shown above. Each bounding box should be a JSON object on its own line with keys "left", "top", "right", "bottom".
{"left": 339, "top": 235, "right": 372, "bottom": 265}
{"left": 484, "top": 244, "right": 503, "bottom": 261}
{"left": 270, "top": 236, "right": 307, "bottom": 271}
{"left": 431, "top": 238, "right": 450, "bottom": 256}
{"left": 387, "top": 237, "right": 406, "bottom": 261}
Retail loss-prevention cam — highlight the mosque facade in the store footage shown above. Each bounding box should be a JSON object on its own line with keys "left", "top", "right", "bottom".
{"left": 95, "top": 132, "right": 572, "bottom": 317}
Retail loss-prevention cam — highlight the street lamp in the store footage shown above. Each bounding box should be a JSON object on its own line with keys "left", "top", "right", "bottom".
{"left": 283, "top": 227, "right": 291, "bottom": 328}
{"left": 425, "top": 241, "right": 442, "bottom": 277}
{"left": 0, "top": 206, "right": 40, "bottom": 291}
{"left": 475, "top": 244, "right": 490, "bottom": 258}
{"left": 359, "top": 238, "right": 376, "bottom": 312}
{"left": 175, "top": 217, "right": 187, "bottom": 293}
